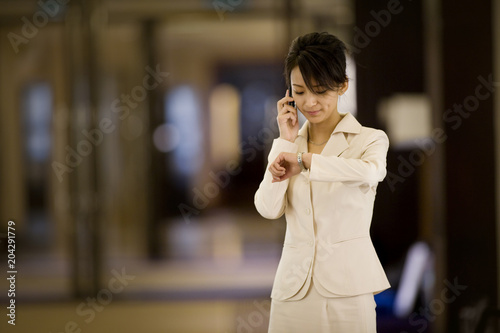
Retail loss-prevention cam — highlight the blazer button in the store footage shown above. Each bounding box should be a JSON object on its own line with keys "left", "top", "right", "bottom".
{"left": 306, "top": 208, "right": 311, "bottom": 215}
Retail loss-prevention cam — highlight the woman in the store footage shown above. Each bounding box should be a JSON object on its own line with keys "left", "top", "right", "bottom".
{"left": 254, "top": 32, "right": 390, "bottom": 332}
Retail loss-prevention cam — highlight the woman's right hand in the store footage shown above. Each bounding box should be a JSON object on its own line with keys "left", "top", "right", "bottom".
{"left": 277, "top": 90, "right": 299, "bottom": 142}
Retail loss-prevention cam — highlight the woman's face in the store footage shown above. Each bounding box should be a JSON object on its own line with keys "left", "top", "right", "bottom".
{"left": 290, "top": 66, "right": 347, "bottom": 124}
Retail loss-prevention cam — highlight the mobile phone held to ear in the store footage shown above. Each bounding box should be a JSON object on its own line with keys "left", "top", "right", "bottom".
{"left": 288, "top": 88, "right": 295, "bottom": 107}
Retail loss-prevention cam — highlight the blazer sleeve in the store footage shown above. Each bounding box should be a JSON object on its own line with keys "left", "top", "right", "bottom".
{"left": 309, "top": 130, "right": 389, "bottom": 186}
{"left": 254, "top": 138, "right": 298, "bottom": 219}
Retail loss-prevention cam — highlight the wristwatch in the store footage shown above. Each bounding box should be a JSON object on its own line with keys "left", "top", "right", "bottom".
{"left": 297, "top": 152, "right": 307, "bottom": 172}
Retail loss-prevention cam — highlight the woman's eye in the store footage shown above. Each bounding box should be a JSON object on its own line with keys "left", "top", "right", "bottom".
{"left": 316, "top": 90, "right": 328, "bottom": 95}
{"left": 294, "top": 91, "right": 304, "bottom": 95}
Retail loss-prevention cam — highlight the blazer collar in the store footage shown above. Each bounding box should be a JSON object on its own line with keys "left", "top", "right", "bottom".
{"left": 297, "top": 112, "right": 361, "bottom": 156}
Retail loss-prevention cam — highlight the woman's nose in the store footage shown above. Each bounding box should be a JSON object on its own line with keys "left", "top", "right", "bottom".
{"left": 304, "top": 93, "right": 318, "bottom": 107}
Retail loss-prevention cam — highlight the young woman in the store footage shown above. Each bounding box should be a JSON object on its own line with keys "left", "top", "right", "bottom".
{"left": 254, "top": 32, "right": 390, "bottom": 332}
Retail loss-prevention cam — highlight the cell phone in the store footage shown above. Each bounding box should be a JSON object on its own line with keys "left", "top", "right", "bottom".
{"left": 288, "top": 88, "right": 295, "bottom": 107}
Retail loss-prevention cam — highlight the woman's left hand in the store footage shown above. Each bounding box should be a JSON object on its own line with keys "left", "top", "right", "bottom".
{"left": 269, "top": 152, "right": 301, "bottom": 182}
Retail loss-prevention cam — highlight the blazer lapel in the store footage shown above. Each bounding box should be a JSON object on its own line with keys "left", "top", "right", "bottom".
{"left": 320, "top": 113, "right": 362, "bottom": 157}
{"left": 296, "top": 113, "right": 362, "bottom": 157}
{"left": 322, "top": 132, "right": 349, "bottom": 157}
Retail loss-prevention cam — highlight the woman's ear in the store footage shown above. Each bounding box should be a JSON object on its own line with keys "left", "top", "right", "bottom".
{"left": 339, "top": 80, "right": 349, "bottom": 95}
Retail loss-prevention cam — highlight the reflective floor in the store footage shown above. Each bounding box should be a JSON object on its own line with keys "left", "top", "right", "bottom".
{"left": 2, "top": 209, "right": 281, "bottom": 333}
{"left": 18, "top": 298, "right": 271, "bottom": 333}
{"left": 5, "top": 253, "right": 277, "bottom": 333}
{"left": 1, "top": 209, "right": 420, "bottom": 332}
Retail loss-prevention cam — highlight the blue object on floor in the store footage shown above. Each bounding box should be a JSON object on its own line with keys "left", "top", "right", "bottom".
{"left": 375, "top": 288, "right": 396, "bottom": 316}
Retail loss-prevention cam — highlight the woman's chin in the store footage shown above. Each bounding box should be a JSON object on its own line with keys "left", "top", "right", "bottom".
{"left": 304, "top": 114, "right": 324, "bottom": 123}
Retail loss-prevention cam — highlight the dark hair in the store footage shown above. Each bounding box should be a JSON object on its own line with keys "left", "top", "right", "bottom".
{"left": 284, "top": 32, "right": 348, "bottom": 94}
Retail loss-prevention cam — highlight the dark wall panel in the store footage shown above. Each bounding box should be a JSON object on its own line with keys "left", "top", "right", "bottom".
{"left": 441, "top": 0, "right": 497, "bottom": 329}
{"left": 354, "top": 0, "right": 424, "bottom": 267}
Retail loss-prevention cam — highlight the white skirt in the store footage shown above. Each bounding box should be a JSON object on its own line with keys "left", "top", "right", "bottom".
{"left": 268, "top": 281, "right": 377, "bottom": 333}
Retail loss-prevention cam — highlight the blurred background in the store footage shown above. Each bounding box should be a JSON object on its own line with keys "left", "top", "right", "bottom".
{"left": 0, "top": 0, "right": 499, "bottom": 332}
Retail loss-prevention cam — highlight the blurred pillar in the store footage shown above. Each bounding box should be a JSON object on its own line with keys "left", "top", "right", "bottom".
{"left": 65, "top": 0, "right": 105, "bottom": 297}
{"left": 423, "top": 0, "right": 446, "bottom": 331}
{"left": 495, "top": 0, "right": 500, "bottom": 311}
{"left": 142, "top": 19, "right": 166, "bottom": 259}
{"left": 440, "top": 0, "right": 497, "bottom": 330}
{"left": 284, "top": 0, "right": 294, "bottom": 45}
{"left": 0, "top": 30, "right": 26, "bottom": 231}
{"left": 284, "top": 0, "right": 295, "bottom": 47}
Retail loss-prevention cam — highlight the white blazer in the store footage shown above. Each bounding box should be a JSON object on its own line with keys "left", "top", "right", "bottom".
{"left": 255, "top": 113, "right": 391, "bottom": 301}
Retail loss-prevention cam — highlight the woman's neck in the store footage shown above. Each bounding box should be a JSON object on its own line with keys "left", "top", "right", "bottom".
{"left": 308, "top": 111, "right": 342, "bottom": 143}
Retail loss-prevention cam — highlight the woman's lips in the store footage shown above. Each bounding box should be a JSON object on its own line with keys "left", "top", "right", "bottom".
{"left": 306, "top": 110, "right": 321, "bottom": 116}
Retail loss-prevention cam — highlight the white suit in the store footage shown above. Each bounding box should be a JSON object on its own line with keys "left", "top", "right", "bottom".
{"left": 255, "top": 113, "right": 390, "bottom": 302}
